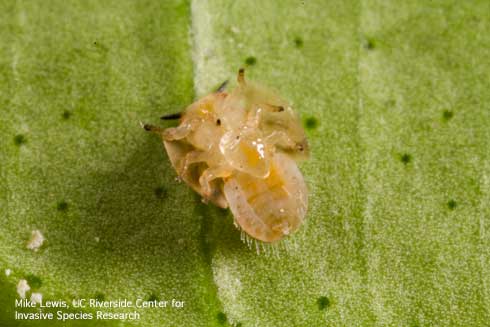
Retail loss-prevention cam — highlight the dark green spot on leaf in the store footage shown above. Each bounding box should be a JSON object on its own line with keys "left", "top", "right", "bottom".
{"left": 447, "top": 199, "right": 457, "bottom": 210}
{"left": 62, "top": 110, "right": 72, "bottom": 120}
{"left": 147, "top": 293, "right": 158, "bottom": 301}
{"left": 245, "top": 56, "right": 256, "bottom": 66}
{"left": 216, "top": 312, "right": 227, "bottom": 324}
{"left": 14, "top": 134, "right": 26, "bottom": 146}
{"left": 294, "top": 36, "right": 304, "bottom": 48}
{"left": 400, "top": 153, "right": 412, "bottom": 165}
{"left": 442, "top": 110, "right": 454, "bottom": 121}
{"left": 317, "top": 296, "right": 330, "bottom": 310}
{"left": 57, "top": 200, "right": 69, "bottom": 211}
{"left": 304, "top": 117, "right": 319, "bottom": 130}
{"left": 26, "top": 274, "right": 42, "bottom": 289}
{"left": 95, "top": 292, "right": 105, "bottom": 301}
{"left": 154, "top": 187, "right": 167, "bottom": 199}
{"left": 363, "top": 38, "right": 376, "bottom": 50}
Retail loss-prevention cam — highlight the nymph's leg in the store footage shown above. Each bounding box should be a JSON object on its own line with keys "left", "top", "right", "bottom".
{"left": 162, "top": 119, "right": 200, "bottom": 141}
{"left": 265, "top": 130, "right": 297, "bottom": 149}
{"left": 199, "top": 166, "right": 233, "bottom": 197}
{"left": 215, "top": 80, "right": 228, "bottom": 93}
{"left": 179, "top": 150, "right": 208, "bottom": 177}
{"left": 246, "top": 103, "right": 286, "bottom": 128}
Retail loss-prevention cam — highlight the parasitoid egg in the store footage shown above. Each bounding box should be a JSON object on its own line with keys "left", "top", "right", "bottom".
{"left": 143, "top": 69, "right": 309, "bottom": 243}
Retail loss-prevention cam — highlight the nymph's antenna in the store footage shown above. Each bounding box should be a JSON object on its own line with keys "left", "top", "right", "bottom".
{"left": 160, "top": 112, "right": 182, "bottom": 120}
{"left": 216, "top": 80, "right": 228, "bottom": 93}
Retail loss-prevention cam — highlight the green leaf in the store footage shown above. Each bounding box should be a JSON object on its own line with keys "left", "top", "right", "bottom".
{"left": 1, "top": 1, "right": 218, "bottom": 326}
{"left": 1, "top": 1, "right": 490, "bottom": 326}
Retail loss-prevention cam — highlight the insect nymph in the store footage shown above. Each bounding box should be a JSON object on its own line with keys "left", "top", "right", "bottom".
{"left": 144, "top": 69, "right": 309, "bottom": 243}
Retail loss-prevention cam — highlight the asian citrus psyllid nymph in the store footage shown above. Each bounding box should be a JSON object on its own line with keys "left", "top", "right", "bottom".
{"left": 143, "top": 69, "right": 309, "bottom": 243}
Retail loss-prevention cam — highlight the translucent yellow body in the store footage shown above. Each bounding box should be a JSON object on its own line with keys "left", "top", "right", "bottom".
{"left": 151, "top": 69, "right": 308, "bottom": 243}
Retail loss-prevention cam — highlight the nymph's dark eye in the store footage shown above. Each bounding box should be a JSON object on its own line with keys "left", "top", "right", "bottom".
{"left": 278, "top": 106, "right": 284, "bottom": 112}
{"left": 216, "top": 119, "right": 221, "bottom": 126}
